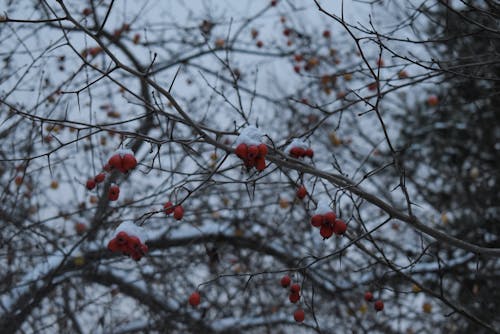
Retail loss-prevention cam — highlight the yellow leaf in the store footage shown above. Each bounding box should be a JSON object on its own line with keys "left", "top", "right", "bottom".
{"left": 73, "top": 256, "right": 85, "bottom": 266}
{"left": 441, "top": 212, "right": 449, "bottom": 224}
{"left": 422, "top": 302, "right": 432, "bottom": 313}
{"left": 329, "top": 132, "right": 342, "bottom": 146}
{"left": 279, "top": 198, "right": 290, "bottom": 209}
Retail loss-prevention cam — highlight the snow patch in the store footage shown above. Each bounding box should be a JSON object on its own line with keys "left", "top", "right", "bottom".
{"left": 234, "top": 125, "right": 264, "bottom": 146}
{"left": 109, "top": 221, "right": 148, "bottom": 244}
{"left": 109, "top": 148, "right": 134, "bottom": 160}
{"left": 284, "top": 138, "right": 309, "bottom": 154}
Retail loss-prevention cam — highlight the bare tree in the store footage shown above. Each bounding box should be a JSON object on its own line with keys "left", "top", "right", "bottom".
{"left": 0, "top": 1, "right": 499, "bottom": 333}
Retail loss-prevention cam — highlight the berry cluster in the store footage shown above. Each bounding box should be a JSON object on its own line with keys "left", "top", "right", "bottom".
{"left": 288, "top": 283, "right": 301, "bottom": 303}
{"left": 289, "top": 146, "right": 314, "bottom": 159}
{"left": 364, "top": 291, "right": 384, "bottom": 312}
{"left": 234, "top": 125, "right": 268, "bottom": 172}
{"left": 107, "top": 231, "right": 148, "bottom": 261}
{"left": 310, "top": 211, "right": 347, "bottom": 239}
{"left": 285, "top": 138, "right": 314, "bottom": 159}
{"left": 280, "top": 275, "right": 305, "bottom": 323}
{"left": 86, "top": 173, "right": 106, "bottom": 190}
{"left": 235, "top": 143, "right": 268, "bottom": 171}
{"left": 85, "top": 149, "right": 138, "bottom": 202}
{"left": 163, "top": 201, "right": 185, "bottom": 220}
{"left": 105, "top": 150, "right": 137, "bottom": 174}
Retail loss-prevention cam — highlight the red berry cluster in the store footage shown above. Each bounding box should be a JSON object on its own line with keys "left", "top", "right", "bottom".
{"left": 310, "top": 212, "right": 347, "bottom": 239}
{"left": 280, "top": 275, "right": 305, "bottom": 322}
{"left": 85, "top": 173, "right": 106, "bottom": 190}
{"left": 364, "top": 291, "right": 384, "bottom": 312}
{"left": 289, "top": 146, "right": 314, "bottom": 159}
{"left": 234, "top": 143, "right": 268, "bottom": 171}
{"left": 85, "top": 150, "right": 139, "bottom": 202}
{"left": 107, "top": 231, "right": 148, "bottom": 261}
{"left": 163, "top": 201, "right": 184, "bottom": 220}
{"left": 106, "top": 151, "right": 137, "bottom": 174}
{"left": 189, "top": 291, "right": 201, "bottom": 307}
{"left": 289, "top": 283, "right": 301, "bottom": 303}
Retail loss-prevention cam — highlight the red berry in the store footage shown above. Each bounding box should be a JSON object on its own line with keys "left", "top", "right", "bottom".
{"left": 296, "top": 186, "right": 307, "bottom": 199}
{"left": 94, "top": 173, "right": 105, "bottom": 183}
{"left": 14, "top": 175, "right": 23, "bottom": 186}
{"left": 86, "top": 179, "right": 96, "bottom": 190}
{"left": 122, "top": 153, "right": 137, "bottom": 171}
{"left": 289, "top": 292, "right": 300, "bottom": 303}
{"left": 108, "top": 154, "right": 122, "bottom": 170}
{"left": 108, "top": 184, "right": 120, "bottom": 201}
{"left": 294, "top": 54, "right": 303, "bottom": 62}
{"left": 189, "top": 291, "right": 201, "bottom": 307}
{"left": 116, "top": 231, "right": 129, "bottom": 245}
{"left": 280, "top": 275, "right": 291, "bottom": 288}
{"left": 103, "top": 163, "right": 112, "bottom": 172}
{"left": 131, "top": 251, "right": 142, "bottom": 261}
{"left": 289, "top": 147, "right": 299, "bottom": 157}
{"left": 88, "top": 47, "right": 102, "bottom": 57}
{"left": 133, "top": 33, "right": 141, "bottom": 44}
{"left": 310, "top": 214, "right": 323, "bottom": 228}
{"left": 290, "top": 283, "right": 301, "bottom": 294}
{"left": 297, "top": 148, "right": 306, "bottom": 157}
{"left": 255, "top": 156, "right": 266, "bottom": 172}
{"left": 75, "top": 222, "right": 87, "bottom": 235}
{"left": 427, "top": 95, "right": 439, "bottom": 106}
{"left": 258, "top": 143, "right": 268, "bottom": 157}
{"left": 289, "top": 147, "right": 305, "bottom": 158}
{"left": 320, "top": 224, "right": 334, "bottom": 239}
{"left": 374, "top": 300, "right": 384, "bottom": 312}
{"left": 107, "top": 238, "right": 119, "bottom": 252}
{"left": 364, "top": 291, "right": 374, "bottom": 302}
{"left": 128, "top": 236, "right": 141, "bottom": 251}
{"left": 235, "top": 143, "right": 248, "bottom": 159}
{"left": 368, "top": 82, "right": 377, "bottom": 91}
{"left": 271, "top": 0, "right": 277, "bottom": 6}
{"left": 247, "top": 145, "right": 259, "bottom": 160}
{"left": 333, "top": 219, "right": 347, "bottom": 235}
{"left": 251, "top": 29, "right": 259, "bottom": 39}
{"left": 173, "top": 205, "right": 184, "bottom": 220}
{"left": 256, "top": 40, "right": 263, "bottom": 48}
{"left": 293, "top": 65, "right": 301, "bottom": 73}
{"left": 294, "top": 308, "right": 305, "bottom": 322}
{"left": 244, "top": 158, "right": 255, "bottom": 169}
{"left": 322, "top": 30, "right": 331, "bottom": 38}
{"left": 283, "top": 28, "right": 291, "bottom": 36}
{"left": 305, "top": 148, "right": 314, "bottom": 158}
{"left": 164, "top": 201, "right": 175, "bottom": 215}
{"left": 323, "top": 212, "right": 336, "bottom": 226}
